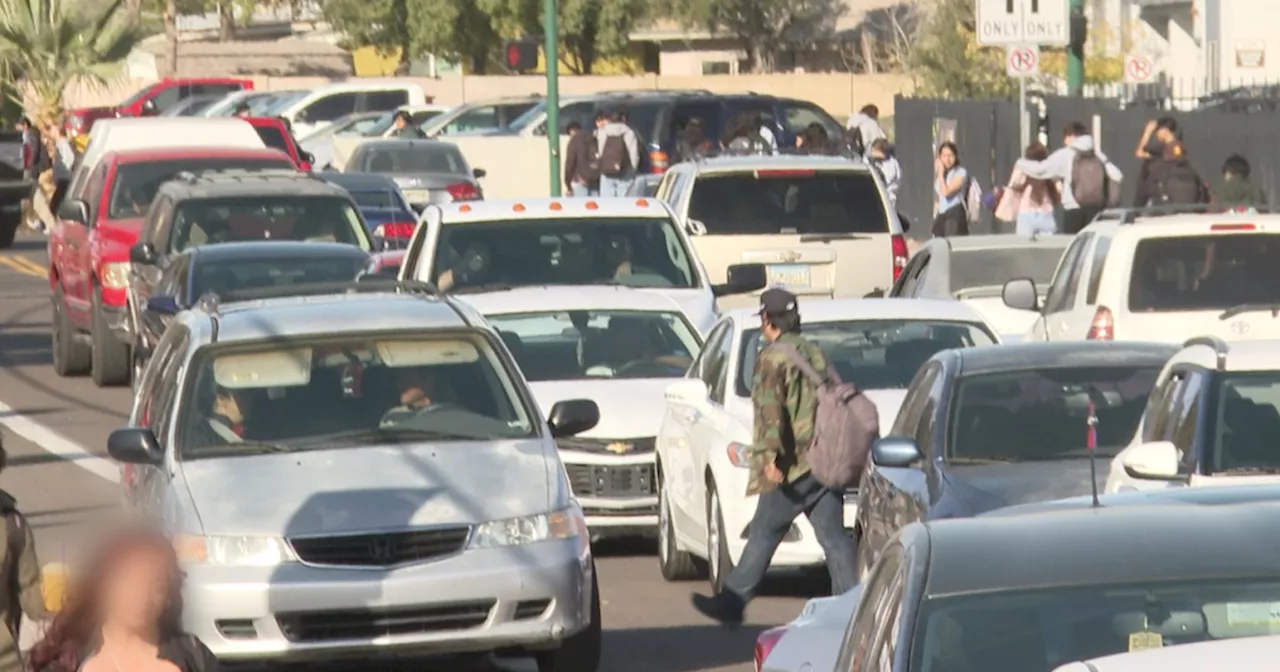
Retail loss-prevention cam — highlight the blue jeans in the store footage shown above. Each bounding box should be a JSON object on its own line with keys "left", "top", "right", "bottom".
{"left": 599, "top": 173, "right": 634, "bottom": 197}
{"left": 724, "top": 473, "right": 858, "bottom": 601}
{"left": 569, "top": 182, "right": 598, "bottom": 197}
{"left": 1016, "top": 210, "right": 1058, "bottom": 235}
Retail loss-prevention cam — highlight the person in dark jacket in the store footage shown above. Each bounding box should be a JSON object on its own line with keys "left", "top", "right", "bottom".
{"left": 187, "top": 385, "right": 253, "bottom": 448}
{"left": 1143, "top": 141, "right": 1209, "bottom": 206}
{"left": 563, "top": 113, "right": 602, "bottom": 196}
{"left": 389, "top": 110, "right": 426, "bottom": 139}
{"left": 1217, "top": 154, "right": 1266, "bottom": 207}
{"left": 1132, "top": 117, "right": 1178, "bottom": 207}
{"left": 0, "top": 441, "right": 49, "bottom": 672}
{"left": 29, "top": 530, "right": 222, "bottom": 672}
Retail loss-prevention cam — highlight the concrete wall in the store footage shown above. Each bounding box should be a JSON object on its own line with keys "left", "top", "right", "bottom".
{"left": 63, "top": 73, "right": 913, "bottom": 118}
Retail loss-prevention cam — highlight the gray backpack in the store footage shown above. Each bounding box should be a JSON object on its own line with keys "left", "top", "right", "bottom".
{"left": 771, "top": 343, "right": 880, "bottom": 490}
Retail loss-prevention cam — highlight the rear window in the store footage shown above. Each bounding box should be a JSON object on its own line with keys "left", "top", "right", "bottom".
{"left": 347, "top": 189, "right": 405, "bottom": 210}
{"left": 107, "top": 157, "right": 294, "bottom": 219}
{"left": 253, "top": 126, "right": 292, "bottom": 156}
{"left": 950, "top": 246, "right": 1069, "bottom": 295}
{"left": 169, "top": 196, "right": 372, "bottom": 253}
{"left": 357, "top": 145, "right": 467, "bottom": 174}
{"left": 1129, "top": 234, "right": 1280, "bottom": 312}
{"left": 193, "top": 254, "right": 368, "bottom": 298}
{"left": 687, "top": 170, "right": 889, "bottom": 235}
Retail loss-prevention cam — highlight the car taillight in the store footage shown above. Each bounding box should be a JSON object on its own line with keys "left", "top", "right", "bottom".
{"left": 1211, "top": 223, "right": 1255, "bottom": 231}
{"left": 68, "top": 116, "right": 84, "bottom": 133}
{"left": 1087, "top": 306, "right": 1114, "bottom": 340}
{"left": 754, "top": 626, "right": 788, "bottom": 672}
{"left": 650, "top": 150, "right": 669, "bottom": 173}
{"left": 891, "top": 234, "right": 909, "bottom": 281}
{"left": 446, "top": 182, "right": 480, "bottom": 202}
{"left": 374, "top": 222, "right": 416, "bottom": 239}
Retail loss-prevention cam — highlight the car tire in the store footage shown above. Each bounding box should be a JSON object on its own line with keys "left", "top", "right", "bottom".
{"left": 535, "top": 563, "right": 601, "bottom": 672}
{"left": 90, "top": 290, "right": 130, "bottom": 387}
{"left": 657, "top": 475, "right": 703, "bottom": 581}
{"left": 707, "top": 484, "right": 734, "bottom": 594}
{"left": 51, "top": 286, "right": 90, "bottom": 377}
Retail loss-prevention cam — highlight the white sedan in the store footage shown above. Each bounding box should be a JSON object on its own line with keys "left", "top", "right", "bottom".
{"left": 654, "top": 298, "right": 1000, "bottom": 589}
{"left": 460, "top": 286, "right": 705, "bottom": 538}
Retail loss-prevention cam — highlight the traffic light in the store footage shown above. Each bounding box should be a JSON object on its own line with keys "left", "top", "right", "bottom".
{"left": 503, "top": 40, "right": 539, "bottom": 73}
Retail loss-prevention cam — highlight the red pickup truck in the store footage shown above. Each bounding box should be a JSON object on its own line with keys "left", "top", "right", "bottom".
{"left": 66, "top": 77, "right": 254, "bottom": 137}
{"left": 48, "top": 146, "right": 296, "bottom": 386}
{"left": 244, "top": 117, "right": 312, "bottom": 171}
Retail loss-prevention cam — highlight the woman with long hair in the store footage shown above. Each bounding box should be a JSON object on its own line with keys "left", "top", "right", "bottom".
{"left": 28, "top": 530, "right": 221, "bottom": 672}
{"left": 931, "top": 141, "right": 969, "bottom": 237}
{"left": 995, "top": 141, "right": 1059, "bottom": 235}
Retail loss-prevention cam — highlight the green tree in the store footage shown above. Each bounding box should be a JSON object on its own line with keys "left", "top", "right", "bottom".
{"left": 0, "top": 0, "right": 145, "bottom": 123}
{"left": 659, "top": 0, "right": 843, "bottom": 73}
{"left": 323, "top": 0, "right": 415, "bottom": 71}
{"left": 555, "top": 0, "right": 650, "bottom": 74}
{"left": 907, "top": 0, "right": 1015, "bottom": 98}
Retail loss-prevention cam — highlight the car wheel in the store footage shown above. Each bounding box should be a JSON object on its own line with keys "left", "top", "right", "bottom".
{"left": 90, "top": 290, "right": 130, "bottom": 387}
{"left": 535, "top": 563, "right": 601, "bottom": 672}
{"left": 51, "top": 286, "right": 90, "bottom": 377}
{"left": 707, "top": 484, "right": 734, "bottom": 594}
{"left": 657, "top": 474, "right": 703, "bottom": 581}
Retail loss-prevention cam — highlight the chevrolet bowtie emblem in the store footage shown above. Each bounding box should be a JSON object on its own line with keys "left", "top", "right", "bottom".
{"left": 778, "top": 251, "right": 801, "bottom": 263}
{"left": 607, "top": 442, "right": 632, "bottom": 454}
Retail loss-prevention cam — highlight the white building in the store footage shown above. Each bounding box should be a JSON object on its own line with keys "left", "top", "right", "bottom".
{"left": 1121, "top": 0, "right": 1277, "bottom": 94}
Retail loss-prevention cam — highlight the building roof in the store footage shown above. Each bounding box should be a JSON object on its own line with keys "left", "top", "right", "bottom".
{"left": 135, "top": 37, "right": 353, "bottom": 78}
{"left": 954, "top": 341, "right": 1178, "bottom": 376}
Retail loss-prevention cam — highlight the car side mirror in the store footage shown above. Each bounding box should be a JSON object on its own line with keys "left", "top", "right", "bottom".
{"left": 897, "top": 211, "right": 911, "bottom": 232}
{"left": 547, "top": 399, "right": 600, "bottom": 438}
{"left": 1122, "top": 441, "right": 1182, "bottom": 481}
{"left": 107, "top": 427, "right": 163, "bottom": 465}
{"left": 872, "top": 437, "right": 923, "bottom": 468}
{"left": 1002, "top": 278, "right": 1040, "bottom": 312}
{"left": 473, "top": 168, "right": 486, "bottom": 179}
{"left": 60, "top": 199, "right": 89, "bottom": 225}
{"left": 301, "top": 151, "right": 315, "bottom": 164}
{"left": 712, "top": 263, "right": 767, "bottom": 298}
{"left": 294, "top": 109, "right": 308, "bottom": 123}
{"left": 664, "top": 378, "right": 709, "bottom": 406}
{"left": 129, "top": 242, "right": 158, "bottom": 265}
{"left": 145, "top": 295, "right": 179, "bottom": 316}
{"left": 686, "top": 218, "right": 708, "bottom": 236}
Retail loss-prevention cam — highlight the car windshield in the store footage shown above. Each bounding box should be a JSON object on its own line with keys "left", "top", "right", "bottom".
{"left": 688, "top": 170, "right": 889, "bottom": 235}
{"left": 948, "top": 365, "right": 1159, "bottom": 461}
{"left": 508, "top": 103, "right": 548, "bottom": 132}
{"left": 912, "top": 578, "right": 1280, "bottom": 672}
{"left": 118, "top": 83, "right": 161, "bottom": 108}
{"left": 191, "top": 254, "right": 368, "bottom": 300}
{"left": 251, "top": 126, "right": 292, "bottom": 157}
{"left": 356, "top": 144, "right": 468, "bottom": 174}
{"left": 178, "top": 334, "right": 535, "bottom": 458}
{"left": 1130, "top": 234, "right": 1280, "bottom": 312}
{"left": 950, "top": 246, "right": 1068, "bottom": 294}
{"left": 169, "top": 196, "right": 372, "bottom": 253}
{"left": 1210, "top": 373, "right": 1280, "bottom": 474}
{"left": 486, "top": 310, "right": 701, "bottom": 382}
{"left": 260, "top": 90, "right": 306, "bottom": 116}
{"left": 434, "top": 217, "right": 698, "bottom": 291}
{"left": 737, "top": 320, "right": 997, "bottom": 396}
{"left": 107, "top": 157, "right": 294, "bottom": 219}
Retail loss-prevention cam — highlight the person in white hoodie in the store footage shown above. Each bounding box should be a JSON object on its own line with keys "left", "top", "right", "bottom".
{"left": 596, "top": 108, "right": 640, "bottom": 197}
{"left": 1015, "top": 121, "right": 1123, "bottom": 234}
{"left": 845, "top": 104, "right": 886, "bottom": 157}
{"left": 868, "top": 138, "right": 901, "bottom": 209}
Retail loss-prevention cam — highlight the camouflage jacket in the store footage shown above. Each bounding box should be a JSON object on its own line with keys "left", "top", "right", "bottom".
{"left": 0, "top": 490, "right": 46, "bottom": 672}
{"left": 746, "top": 332, "right": 826, "bottom": 496}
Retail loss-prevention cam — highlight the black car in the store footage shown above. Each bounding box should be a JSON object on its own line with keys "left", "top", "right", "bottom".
{"left": 133, "top": 241, "right": 370, "bottom": 377}
{"left": 321, "top": 172, "right": 419, "bottom": 249}
{"left": 854, "top": 341, "right": 1175, "bottom": 578}
{"left": 834, "top": 498, "right": 1280, "bottom": 672}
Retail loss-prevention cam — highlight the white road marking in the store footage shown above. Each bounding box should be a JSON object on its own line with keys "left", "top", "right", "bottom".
{"left": 0, "top": 400, "right": 119, "bottom": 483}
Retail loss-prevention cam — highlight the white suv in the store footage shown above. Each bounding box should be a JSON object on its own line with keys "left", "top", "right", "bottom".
{"left": 1001, "top": 206, "right": 1280, "bottom": 344}
{"left": 1106, "top": 336, "right": 1280, "bottom": 493}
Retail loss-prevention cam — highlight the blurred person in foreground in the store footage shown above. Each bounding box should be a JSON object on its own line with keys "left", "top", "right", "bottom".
{"left": 29, "top": 530, "right": 221, "bottom": 672}
{"left": 1217, "top": 154, "right": 1266, "bottom": 207}
{"left": 0, "top": 441, "right": 48, "bottom": 672}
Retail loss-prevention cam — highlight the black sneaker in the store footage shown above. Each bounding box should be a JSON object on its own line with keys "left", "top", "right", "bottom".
{"left": 691, "top": 591, "right": 745, "bottom": 627}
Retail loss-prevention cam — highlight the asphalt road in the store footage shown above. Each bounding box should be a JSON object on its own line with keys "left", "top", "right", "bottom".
{"left": 0, "top": 230, "right": 819, "bottom": 671}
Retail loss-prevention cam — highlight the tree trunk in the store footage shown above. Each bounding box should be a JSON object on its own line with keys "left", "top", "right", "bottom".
{"left": 164, "top": 0, "right": 178, "bottom": 76}
{"left": 219, "top": 4, "right": 235, "bottom": 42}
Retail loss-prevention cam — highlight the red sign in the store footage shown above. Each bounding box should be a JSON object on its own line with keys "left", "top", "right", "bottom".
{"left": 1010, "top": 47, "right": 1037, "bottom": 73}
{"left": 1126, "top": 55, "right": 1154, "bottom": 83}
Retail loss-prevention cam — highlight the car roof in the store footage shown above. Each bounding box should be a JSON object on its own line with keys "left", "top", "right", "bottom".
{"left": 108, "top": 147, "right": 293, "bottom": 164}
{"left": 438, "top": 197, "right": 672, "bottom": 223}
{"left": 1086, "top": 209, "right": 1280, "bottom": 233}
{"left": 356, "top": 139, "right": 456, "bottom": 152}
{"left": 690, "top": 154, "right": 871, "bottom": 173}
{"left": 158, "top": 170, "right": 347, "bottom": 201}
{"left": 985, "top": 483, "right": 1280, "bottom": 516}
{"left": 722, "top": 298, "right": 994, "bottom": 326}
{"left": 921, "top": 502, "right": 1280, "bottom": 597}
{"left": 1057, "top": 635, "right": 1280, "bottom": 672}
{"left": 457, "top": 286, "right": 686, "bottom": 316}
{"left": 186, "top": 241, "right": 369, "bottom": 263}
{"left": 1178, "top": 338, "right": 1280, "bottom": 372}
{"left": 931, "top": 233, "right": 1075, "bottom": 251}
{"left": 321, "top": 172, "right": 400, "bottom": 191}
{"left": 953, "top": 341, "right": 1178, "bottom": 375}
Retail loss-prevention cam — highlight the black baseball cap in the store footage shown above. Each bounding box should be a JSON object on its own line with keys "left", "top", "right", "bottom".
{"left": 758, "top": 288, "right": 798, "bottom": 315}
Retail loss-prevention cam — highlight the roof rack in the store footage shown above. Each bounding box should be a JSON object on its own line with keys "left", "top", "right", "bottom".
{"left": 1096, "top": 203, "right": 1277, "bottom": 225}
{"left": 196, "top": 279, "right": 443, "bottom": 314}
{"left": 1183, "top": 335, "right": 1229, "bottom": 370}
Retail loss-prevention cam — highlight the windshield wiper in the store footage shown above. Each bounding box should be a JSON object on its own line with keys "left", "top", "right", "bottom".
{"left": 799, "top": 233, "right": 871, "bottom": 243}
{"left": 193, "top": 441, "right": 292, "bottom": 457}
{"left": 299, "top": 427, "right": 480, "bottom": 445}
{"left": 1218, "top": 303, "right": 1280, "bottom": 320}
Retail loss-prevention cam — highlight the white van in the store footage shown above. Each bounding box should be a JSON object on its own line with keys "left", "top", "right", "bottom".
{"left": 277, "top": 81, "right": 428, "bottom": 137}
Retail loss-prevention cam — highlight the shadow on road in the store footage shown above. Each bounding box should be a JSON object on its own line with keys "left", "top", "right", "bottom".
{"left": 5, "top": 238, "right": 49, "bottom": 253}
{"left": 601, "top": 624, "right": 766, "bottom": 672}
{"left": 0, "top": 330, "right": 52, "bottom": 367}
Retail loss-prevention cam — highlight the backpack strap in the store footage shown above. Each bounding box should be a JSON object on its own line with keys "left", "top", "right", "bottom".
{"left": 769, "top": 342, "right": 843, "bottom": 387}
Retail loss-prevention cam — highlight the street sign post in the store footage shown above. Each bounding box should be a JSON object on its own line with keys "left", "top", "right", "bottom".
{"left": 1005, "top": 45, "right": 1040, "bottom": 152}
{"left": 1123, "top": 53, "right": 1156, "bottom": 85}
{"left": 977, "top": 0, "right": 1070, "bottom": 47}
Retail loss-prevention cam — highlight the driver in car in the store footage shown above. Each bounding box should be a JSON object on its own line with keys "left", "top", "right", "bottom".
{"left": 191, "top": 385, "right": 254, "bottom": 446}
{"left": 605, "top": 235, "right": 660, "bottom": 282}
{"left": 380, "top": 367, "right": 455, "bottom": 427}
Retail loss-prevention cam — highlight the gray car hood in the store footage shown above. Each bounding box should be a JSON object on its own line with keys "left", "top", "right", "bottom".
{"left": 181, "top": 439, "right": 554, "bottom": 537}
{"left": 939, "top": 459, "right": 1103, "bottom": 517}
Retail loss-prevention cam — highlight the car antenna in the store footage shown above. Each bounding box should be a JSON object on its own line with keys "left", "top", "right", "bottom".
{"left": 1087, "top": 399, "right": 1100, "bottom": 508}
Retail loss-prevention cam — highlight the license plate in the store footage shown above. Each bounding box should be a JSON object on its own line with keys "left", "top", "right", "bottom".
{"left": 768, "top": 264, "right": 811, "bottom": 289}
{"left": 402, "top": 189, "right": 433, "bottom": 203}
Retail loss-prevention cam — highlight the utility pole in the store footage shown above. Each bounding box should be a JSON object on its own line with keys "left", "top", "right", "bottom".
{"left": 1067, "top": 0, "right": 1085, "bottom": 96}
{"left": 543, "top": 0, "right": 561, "bottom": 196}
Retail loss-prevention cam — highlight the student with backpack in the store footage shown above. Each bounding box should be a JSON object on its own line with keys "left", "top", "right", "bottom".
{"left": 1015, "top": 121, "right": 1123, "bottom": 234}
{"left": 595, "top": 108, "right": 639, "bottom": 197}
{"left": 563, "top": 114, "right": 602, "bottom": 196}
{"left": 1143, "top": 141, "right": 1209, "bottom": 206}
{"left": 691, "top": 289, "right": 868, "bottom": 626}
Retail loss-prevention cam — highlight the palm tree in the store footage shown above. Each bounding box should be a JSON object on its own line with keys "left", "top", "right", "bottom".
{"left": 0, "top": 0, "right": 145, "bottom": 126}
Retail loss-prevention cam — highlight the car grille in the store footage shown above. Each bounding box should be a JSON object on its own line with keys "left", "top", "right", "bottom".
{"left": 289, "top": 527, "right": 471, "bottom": 567}
{"left": 557, "top": 436, "right": 656, "bottom": 455}
{"left": 580, "top": 504, "right": 660, "bottom": 517}
{"left": 565, "top": 463, "right": 656, "bottom": 498}
{"left": 277, "top": 600, "right": 494, "bottom": 642}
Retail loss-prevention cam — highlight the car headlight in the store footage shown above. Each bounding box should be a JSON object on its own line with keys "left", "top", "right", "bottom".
{"left": 100, "top": 262, "right": 131, "bottom": 290}
{"left": 468, "top": 504, "right": 588, "bottom": 549}
{"left": 175, "top": 534, "right": 296, "bottom": 566}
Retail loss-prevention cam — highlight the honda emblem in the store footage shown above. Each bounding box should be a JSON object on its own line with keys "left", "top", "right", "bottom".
{"left": 1230, "top": 321, "right": 1251, "bottom": 336}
